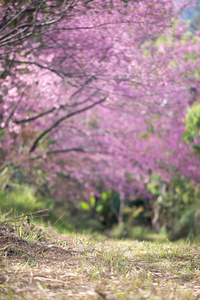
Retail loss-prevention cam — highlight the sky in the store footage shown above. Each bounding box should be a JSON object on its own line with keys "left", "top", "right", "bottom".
{"left": 174, "top": 0, "right": 198, "bottom": 20}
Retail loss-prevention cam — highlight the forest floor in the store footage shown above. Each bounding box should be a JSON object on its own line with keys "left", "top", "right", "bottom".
{"left": 0, "top": 219, "right": 200, "bottom": 299}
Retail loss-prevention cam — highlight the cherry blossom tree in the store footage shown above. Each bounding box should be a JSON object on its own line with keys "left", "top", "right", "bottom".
{"left": 0, "top": 0, "right": 199, "bottom": 224}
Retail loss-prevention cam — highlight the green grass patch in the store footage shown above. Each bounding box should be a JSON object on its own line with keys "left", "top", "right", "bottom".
{"left": 0, "top": 214, "right": 199, "bottom": 299}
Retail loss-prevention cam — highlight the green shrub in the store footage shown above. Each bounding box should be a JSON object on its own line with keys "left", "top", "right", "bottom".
{"left": 0, "top": 185, "right": 45, "bottom": 215}
{"left": 147, "top": 174, "right": 200, "bottom": 241}
{"left": 184, "top": 103, "right": 200, "bottom": 152}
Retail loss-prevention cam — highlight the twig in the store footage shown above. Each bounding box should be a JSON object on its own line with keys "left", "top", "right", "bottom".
{"left": 0, "top": 209, "right": 49, "bottom": 224}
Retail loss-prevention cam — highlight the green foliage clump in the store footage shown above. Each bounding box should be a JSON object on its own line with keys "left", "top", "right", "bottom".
{"left": 78, "top": 190, "right": 120, "bottom": 228}
{"left": 148, "top": 174, "right": 200, "bottom": 241}
{"left": 184, "top": 103, "right": 200, "bottom": 152}
{"left": 0, "top": 165, "right": 46, "bottom": 216}
{"left": 0, "top": 185, "right": 45, "bottom": 216}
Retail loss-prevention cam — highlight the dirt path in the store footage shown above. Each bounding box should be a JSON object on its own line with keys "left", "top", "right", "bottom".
{"left": 0, "top": 224, "right": 199, "bottom": 299}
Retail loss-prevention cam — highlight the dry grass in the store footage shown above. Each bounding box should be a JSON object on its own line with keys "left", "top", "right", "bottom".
{"left": 0, "top": 216, "right": 199, "bottom": 299}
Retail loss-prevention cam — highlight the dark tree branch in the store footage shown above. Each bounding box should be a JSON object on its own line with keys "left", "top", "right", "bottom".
{"left": 4, "top": 96, "right": 22, "bottom": 127}
{"left": 14, "top": 107, "right": 57, "bottom": 124}
{"left": 30, "top": 147, "right": 110, "bottom": 160}
{"left": 31, "top": 147, "right": 85, "bottom": 160}
{"left": 29, "top": 97, "right": 106, "bottom": 153}
{"left": 14, "top": 83, "right": 98, "bottom": 125}
{"left": 0, "top": 58, "right": 67, "bottom": 78}
{"left": 0, "top": 0, "right": 70, "bottom": 48}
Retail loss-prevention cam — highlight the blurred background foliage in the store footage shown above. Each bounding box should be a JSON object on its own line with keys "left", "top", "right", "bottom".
{"left": 184, "top": 102, "right": 200, "bottom": 152}
{"left": 1, "top": 162, "right": 200, "bottom": 242}
{"left": 1, "top": 85, "right": 200, "bottom": 242}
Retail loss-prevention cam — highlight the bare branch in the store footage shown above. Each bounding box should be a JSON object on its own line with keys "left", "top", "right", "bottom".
{"left": 0, "top": 0, "right": 69, "bottom": 49}
{"left": 29, "top": 97, "right": 106, "bottom": 153}
{"left": 14, "top": 85, "right": 98, "bottom": 125}
{"left": 4, "top": 97, "right": 22, "bottom": 127}
{"left": 0, "top": 58, "right": 66, "bottom": 78}
{"left": 30, "top": 147, "right": 111, "bottom": 161}
{"left": 14, "top": 107, "right": 57, "bottom": 124}
{"left": 31, "top": 147, "right": 85, "bottom": 160}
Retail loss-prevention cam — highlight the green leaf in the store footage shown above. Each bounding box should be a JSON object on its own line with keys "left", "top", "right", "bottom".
{"left": 80, "top": 201, "right": 89, "bottom": 211}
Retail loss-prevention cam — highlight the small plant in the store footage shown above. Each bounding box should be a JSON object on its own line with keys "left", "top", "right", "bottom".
{"left": 0, "top": 185, "right": 46, "bottom": 216}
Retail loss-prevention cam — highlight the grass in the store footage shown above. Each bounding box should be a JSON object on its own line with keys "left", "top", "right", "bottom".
{"left": 0, "top": 214, "right": 199, "bottom": 299}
